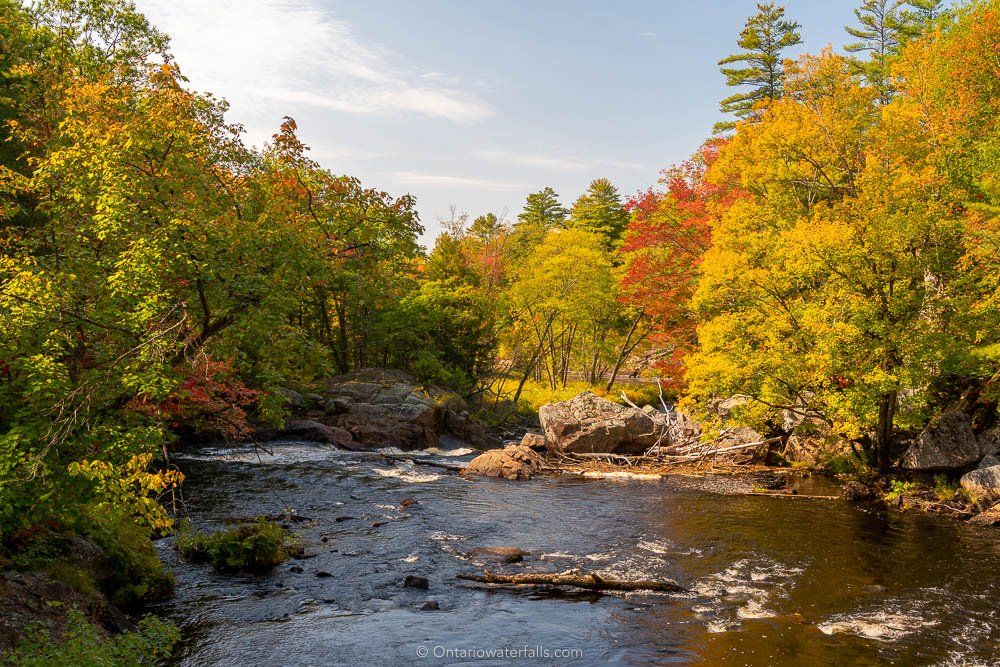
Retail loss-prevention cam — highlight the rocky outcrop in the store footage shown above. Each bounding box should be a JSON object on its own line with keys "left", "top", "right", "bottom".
{"left": 464, "top": 444, "right": 545, "bottom": 480}
{"left": 960, "top": 464, "right": 1000, "bottom": 501}
{"left": 539, "top": 391, "right": 664, "bottom": 455}
{"left": 261, "top": 369, "right": 500, "bottom": 451}
{"left": 259, "top": 419, "right": 355, "bottom": 448}
{"left": 900, "top": 411, "right": 980, "bottom": 471}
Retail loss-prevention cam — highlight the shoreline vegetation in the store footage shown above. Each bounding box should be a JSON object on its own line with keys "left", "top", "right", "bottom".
{"left": 1, "top": 0, "right": 998, "bottom": 662}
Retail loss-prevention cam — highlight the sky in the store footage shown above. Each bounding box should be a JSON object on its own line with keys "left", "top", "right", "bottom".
{"left": 134, "top": 0, "right": 862, "bottom": 247}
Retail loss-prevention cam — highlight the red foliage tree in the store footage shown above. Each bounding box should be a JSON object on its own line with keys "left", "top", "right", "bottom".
{"left": 619, "top": 139, "right": 739, "bottom": 388}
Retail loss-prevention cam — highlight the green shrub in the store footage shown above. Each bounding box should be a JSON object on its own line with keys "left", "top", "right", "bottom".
{"left": 176, "top": 520, "right": 298, "bottom": 573}
{"left": 2, "top": 609, "right": 179, "bottom": 666}
{"left": 885, "top": 479, "right": 921, "bottom": 502}
{"left": 82, "top": 510, "right": 174, "bottom": 606}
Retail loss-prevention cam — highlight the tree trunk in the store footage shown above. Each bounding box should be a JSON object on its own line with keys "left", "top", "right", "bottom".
{"left": 874, "top": 390, "right": 897, "bottom": 474}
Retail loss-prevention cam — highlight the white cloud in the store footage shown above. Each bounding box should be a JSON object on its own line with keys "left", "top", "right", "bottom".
{"left": 474, "top": 149, "right": 648, "bottom": 173}
{"left": 136, "top": 0, "right": 493, "bottom": 126}
{"left": 392, "top": 171, "right": 526, "bottom": 190}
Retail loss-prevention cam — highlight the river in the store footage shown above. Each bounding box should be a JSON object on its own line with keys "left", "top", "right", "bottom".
{"left": 155, "top": 441, "right": 999, "bottom": 666}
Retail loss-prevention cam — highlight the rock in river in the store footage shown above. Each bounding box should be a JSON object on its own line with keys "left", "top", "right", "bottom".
{"left": 464, "top": 445, "right": 545, "bottom": 480}
{"left": 539, "top": 391, "right": 664, "bottom": 455}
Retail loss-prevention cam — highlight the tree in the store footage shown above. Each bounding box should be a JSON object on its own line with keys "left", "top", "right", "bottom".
{"left": 511, "top": 187, "right": 566, "bottom": 256}
{"left": 715, "top": 2, "right": 802, "bottom": 133}
{"left": 568, "top": 178, "right": 630, "bottom": 250}
{"left": 844, "top": 0, "right": 909, "bottom": 101}
{"left": 619, "top": 140, "right": 733, "bottom": 389}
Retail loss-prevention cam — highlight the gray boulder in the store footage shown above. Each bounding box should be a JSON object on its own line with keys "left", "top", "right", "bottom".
{"left": 960, "top": 465, "right": 1000, "bottom": 501}
{"left": 900, "top": 411, "right": 980, "bottom": 471}
{"left": 978, "top": 427, "right": 1000, "bottom": 458}
{"left": 539, "top": 391, "right": 664, "bottom": 455}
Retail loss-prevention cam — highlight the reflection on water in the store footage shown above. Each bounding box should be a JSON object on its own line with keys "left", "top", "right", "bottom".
{"left": 157, "top": 442, "right": 1000, "bottom": 666}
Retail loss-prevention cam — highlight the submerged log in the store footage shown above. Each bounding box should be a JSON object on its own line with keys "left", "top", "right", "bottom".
{"left": 457, "top": 569, "right": 684, "bottom": 593}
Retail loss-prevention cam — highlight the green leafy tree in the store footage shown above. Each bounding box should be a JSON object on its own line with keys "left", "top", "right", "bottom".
{"left": 715, "top": 2, "right": 802, "bottom": 133}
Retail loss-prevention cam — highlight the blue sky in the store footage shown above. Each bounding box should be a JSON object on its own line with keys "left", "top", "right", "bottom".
{"left": 135, "top": 1, "right": 862, "bottom": 246}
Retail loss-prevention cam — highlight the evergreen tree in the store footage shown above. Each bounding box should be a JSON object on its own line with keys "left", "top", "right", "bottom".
{"left": 512, "top": 187, "right": 566, "bottom": 255}
{"left": 845, "top": 0, "right": 909, "bottom": 101}
{"left": 568, "top": 178, "right": 630, "bottom": 250}
{"left": 516, "top": 187, "right": 567, "bottom": 229}
{"left": 715, "top": 2, "right": 801, "bottom": 133}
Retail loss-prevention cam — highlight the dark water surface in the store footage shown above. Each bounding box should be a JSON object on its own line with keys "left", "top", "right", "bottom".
{"left": 156, "top": 442, "right": 999, "bottom": 666}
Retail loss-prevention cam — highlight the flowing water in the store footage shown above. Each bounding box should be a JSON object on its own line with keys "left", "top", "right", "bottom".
{"left": 156, "top": 441, "right": 999, "bottom": 666}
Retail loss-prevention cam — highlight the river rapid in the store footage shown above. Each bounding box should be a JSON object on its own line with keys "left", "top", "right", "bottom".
{"left": 155, "top": 441, "right": 999, "bottom": 666}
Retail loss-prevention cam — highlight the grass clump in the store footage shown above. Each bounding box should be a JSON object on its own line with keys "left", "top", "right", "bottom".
{"left": 933, "top": 475, "right": 971, "bottom": 503}
{"left": 176, "top": 520, "right": 299, "bottom": 573}
{"left": 3, "top": 609, "right": 179, "bottom": 666}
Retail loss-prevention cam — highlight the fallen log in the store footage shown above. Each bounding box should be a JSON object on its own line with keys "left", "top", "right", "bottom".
{"left": 380, "top": 454, "right": 466, "bottom": 472}
{"left": 457, "top": 569, "right": 684, "bottom": 593}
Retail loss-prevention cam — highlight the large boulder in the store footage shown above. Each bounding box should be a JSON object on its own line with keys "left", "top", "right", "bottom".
{"left": 900, "top": 411, "right": 980, "bottom": 471}
{"left": 539, "top": 391, "right": 664, "bottom": 455}
{"left": 960, "top": 465, "right": 1000, "bottom": 501}
{"left": 263, "top": 370, "right": 500, "bottom": 451}
{"left": 263, "top": 419, "right": 355, "bottom": 448}
{"left": 464, "top": 445, "right": 545, "bottom": 480}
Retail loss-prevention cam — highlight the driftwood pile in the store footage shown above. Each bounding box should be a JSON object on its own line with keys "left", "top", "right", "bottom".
{"left": 549, "top": 379, "right": 780, "bottom": 469}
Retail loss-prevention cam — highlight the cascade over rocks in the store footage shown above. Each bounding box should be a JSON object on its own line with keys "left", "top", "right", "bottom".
{"left": 539, "top": 391, "right": 665, "bottom": 455}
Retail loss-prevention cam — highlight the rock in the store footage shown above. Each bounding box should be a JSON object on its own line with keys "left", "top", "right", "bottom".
{"left": 519, "top": 433, "right": 547, "bottom": 451}
{"left": 843, "top": 481, "right": 877, "bottom": 501}
{"left": 275, "top": 387, "right": 305, "bottom": 408}
{"left": 267, "top": 419, "right": 355, "bottom": 448}
{"left": 712, "top": 395, "right": 749, "bottom": 419}
{"left": 467, "top": 547, "right": 532, "bottom": 562}
{"left": 464, "top": 445, "right": 545, "bottom": 480}
{"left": 0, "top": 570, "right": 133, "bottom": 652}
{"left": 400, "top": 498, "right": 417, "bottom": 508}
{"left": 979, "top": 453, "right": 1000, "bottom": 469}
{"left": 979, "top": 427, "right": 1000, "bottom": 458}
{"left": 967, "top": 503, "right": 1000, "bottom": 526}
{"left": 404, "top": 575, "right": 429, "bottom": 589}
{"left": 420, "top": 601, "right": 440, "bottom": 610}
{"left": 901, "top": 411, "right": 980, "bottom": 471}
{"left": 783, "top": 432, "right": 851, "bottom": 467}
{"left": 960, "top": 465, "right": 1000, "bottom": 500}
{"left": 289, "top": 566, "right": 303, "bottom": 573}
{"left": 315, "top": 571, "right": 332, "bottom": 578}
{"left": 539, "top": 391, "right": 664, "bottom": 455}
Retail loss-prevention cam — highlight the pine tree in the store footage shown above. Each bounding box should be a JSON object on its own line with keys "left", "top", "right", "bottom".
{"left": 715, "top": 2, "right": 801, "bottom": 134}
{"left": 568, "top": 178, "right": 630, "bottom": 250}
{"left": 512, "top": 187, "right": 567, "bottom": 255}
{"left": 845, "top": 0, "right": 908, "bottom": 101}
{"left": 517, "top": 187, "right": 567, "bottom": 229}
